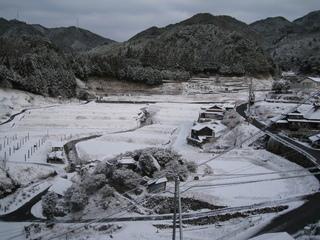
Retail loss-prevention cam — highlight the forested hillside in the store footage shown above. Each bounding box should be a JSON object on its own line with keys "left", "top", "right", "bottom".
{"left": 0, "top": 11, "right": 319, "bottom": 97}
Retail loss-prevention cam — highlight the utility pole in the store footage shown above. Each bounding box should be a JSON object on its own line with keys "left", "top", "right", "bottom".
{"left": 172, "top": 174, "right": 183, "bottom": 240}
{"left": 178, "top": 177, "right": 183, "bottom": 240}
{"left": 172, "top": 175, "right": 178, "bottom": 240}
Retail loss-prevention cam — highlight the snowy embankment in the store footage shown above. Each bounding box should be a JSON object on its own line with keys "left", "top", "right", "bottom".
{"left": 0, "top": 82, "right": 319, "bottom": 240}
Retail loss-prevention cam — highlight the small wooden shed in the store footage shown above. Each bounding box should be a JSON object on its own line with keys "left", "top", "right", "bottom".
{"left": 147, "top": 177, "right": 168, "bottom": 193}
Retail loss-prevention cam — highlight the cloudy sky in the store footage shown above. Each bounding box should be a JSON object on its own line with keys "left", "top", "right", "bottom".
{"left": 0, "top": 0, "right": 319, "bottom": 41}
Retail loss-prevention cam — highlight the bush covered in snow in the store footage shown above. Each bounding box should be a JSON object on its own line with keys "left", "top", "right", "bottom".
{"left": 111, "top": 168, "right": 141, "bottom": 190}
{"left": 42, "top": 192, "right": 58, "bottom": 220}
{"left": 64, "top": 184, "right": 89, "bottom": 212}
{"left": 137, "top": 153, "right": 161, "bottom": 176}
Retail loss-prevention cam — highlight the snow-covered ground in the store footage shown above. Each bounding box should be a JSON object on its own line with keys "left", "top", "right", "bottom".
{"left": 0, "top": 78, "right": 319, "bottom": 240}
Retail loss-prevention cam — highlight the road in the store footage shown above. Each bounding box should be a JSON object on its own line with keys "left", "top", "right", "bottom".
{"left": 236, "top": 103, "right": 319, "bottom": 163}
{"left": 236, "top": 102, "right": 320, "bottom": 236}
{"left": 0, "top": 187, "right": 50, "bottom": 222}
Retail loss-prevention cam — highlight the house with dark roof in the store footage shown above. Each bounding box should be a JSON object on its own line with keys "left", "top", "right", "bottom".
{"left": 303, "top": 103, "right": 320, "bottom": 129}
{"left": 187, "top": 124, "right": 215, "bottom": 147}
{"left": 273, "top": 103, "right": 320, "bottom": 131}
{"left": 198, "top": 105, "right": 225, "bottom": 122}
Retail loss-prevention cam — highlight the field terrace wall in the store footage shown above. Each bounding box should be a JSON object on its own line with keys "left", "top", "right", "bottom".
{"left": 64, "top": 135, "right": 101, "bottom": 172}
{"left": 266, "top": 137, "right": 320, "bottom": 180}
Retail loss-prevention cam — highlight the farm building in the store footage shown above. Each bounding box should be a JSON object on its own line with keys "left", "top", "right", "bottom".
{"left": 147, "top": 177, "right": 168, "bottom": 193}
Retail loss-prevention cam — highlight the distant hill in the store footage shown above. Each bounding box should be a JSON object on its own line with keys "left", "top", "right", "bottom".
{"left": 0, "top": 18, "right": 115, "bottom": 51}
{"left": 250, "top": 10, "right": 320, "bottom": 74}
{"left": 293, "top": 10, "right": 320, "bottom": 31}
{"left": 129, "top": 13, "right": 261, "bottom": 41}
{"left": 85, "top": 13, "right": 277, "bottom": 85}
{"left": 0, "top": 11, "right": 319, "bottom": 98}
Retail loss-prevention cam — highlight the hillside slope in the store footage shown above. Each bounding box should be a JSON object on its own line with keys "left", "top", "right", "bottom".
{"left": 0, "top": 35, "right": 76, "bottom": 97}
{"left": 250, "top": 11, "right": 320, "bottom": 74}
{"left": 86, "top": 13, "right": 277, "bottom": 83}
{"left": 0, "top": 11, "right": 320, "bottom": 97}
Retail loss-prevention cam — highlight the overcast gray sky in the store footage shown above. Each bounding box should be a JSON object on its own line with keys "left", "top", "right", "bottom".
{"left": 0, "top": 0, "right": 319, "bottom": 41}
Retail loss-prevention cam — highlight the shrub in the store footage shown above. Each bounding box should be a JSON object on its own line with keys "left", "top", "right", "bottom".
{"left": 64, "top": 184, "right": 88, "bottom": 212}
{"left": 138, "top": 153, "right": 161, "bottom": 176}
{"left": 42, "top": 192, "right": 58, "bottom": 220}
{"left": 111, "top": 169, "right": 141, "bottom": 190}
{"left": 80, "top": 173, "right": 107, "bottom": 195}
{"left": 99, "top": 185, "right": 116, "bottom": 198}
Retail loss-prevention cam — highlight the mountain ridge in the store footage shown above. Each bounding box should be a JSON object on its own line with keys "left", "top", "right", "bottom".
{"left": 0, "top": 11, "right": 319, "bottom": 98}
{"left": 0, "top": 18, "right": 115, "bottom": 51}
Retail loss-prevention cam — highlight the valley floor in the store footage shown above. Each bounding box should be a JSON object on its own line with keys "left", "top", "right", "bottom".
{"left": 0, "top": 78, "right": 319, "bottom": 239}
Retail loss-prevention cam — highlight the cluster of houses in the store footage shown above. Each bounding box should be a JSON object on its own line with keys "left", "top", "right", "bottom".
{"left": 187, "top": 103, "right": 235, "bottom": 147}
{"left": 272, "top": 103, "right": 320, "bottom": 148}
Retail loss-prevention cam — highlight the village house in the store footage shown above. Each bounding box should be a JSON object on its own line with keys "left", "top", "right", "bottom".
{"left": 272, "top": 103, "right": 320, "bottom": 132}
{"left": 301, "top": 77, "right": 320, "bottom": 89}
{"left": 198, "top": 105, "right": 225, "bottom": 122}
{"left": 187, "top": 124, "right": 215, "bottom": 147}
{"left": 116, "top": 156, "right": 137, "bottom": 170}
{"left": 147, "top": 177, "right": 168, "bottom": 193}
{"left": 189, "top": 103, "right": 233, "bottom": 147}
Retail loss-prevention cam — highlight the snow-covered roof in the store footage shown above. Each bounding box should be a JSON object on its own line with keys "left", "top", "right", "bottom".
{"left": 117, "top": 157, "right": 136, "bottom": 165}
{"left": 309, "top": 134, "right": 320, "bottom": 142}
{"left": 287, "top": 113, "right": 303, "bottom": 116}
{"left": 191, "top": 124, "right": 214, "bottom": 131}
{"left": 287, "top": 119, "right": 309, "bottom": 123}
{"left": 306, "top": 77, "right": 320, "bottom": 83}
{"left": 276, "top": 119, "right": 288, "bottom": 124}
{"left": 147, "top": 177, "right": 167, "bottom": 186}
{"left": 282, "top": 71, "right": 296, "bottom": 77}
{"left": 304, "top": 105, "right": 320, "bottom": 120}
{"left": 49, "top": 177, "right": 72, "bottom": 196}
{"left": 206, "top": 105, "right": 224, "bottom": 112}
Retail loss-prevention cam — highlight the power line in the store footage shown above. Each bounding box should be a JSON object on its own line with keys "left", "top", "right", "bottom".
{"left": 191, "top": 167, "right": 319, "bottom": 180}
{"left": 181, "top": 171, "right": 320, "bottom": 194}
